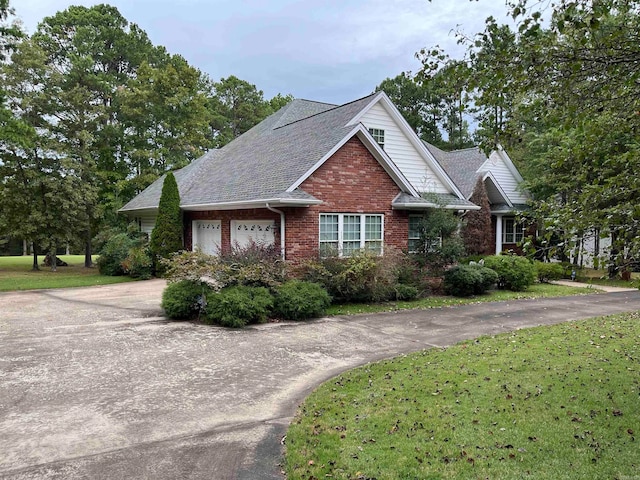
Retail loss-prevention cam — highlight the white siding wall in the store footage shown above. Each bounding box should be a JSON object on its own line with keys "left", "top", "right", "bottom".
{"left": 479, "top": 152, "right": 528, "bottom": 204}
{"left": 360, "top": 103, "right": 449, "bottom": 194}
{"left": 138, "top": 214, "right": 157, "bottom": 236}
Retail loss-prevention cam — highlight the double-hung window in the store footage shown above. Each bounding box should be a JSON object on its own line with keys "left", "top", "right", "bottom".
{"left": 368, "top": 128, "right": 385, "bottom": 149}
{"left": 319, "top": 213, "right": 383, "bottom": 256}
{"left": 502, "top": 217, "right": 524, "bottom": 244}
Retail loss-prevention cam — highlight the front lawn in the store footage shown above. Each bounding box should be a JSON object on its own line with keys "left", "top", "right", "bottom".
{"left": 327, "top": 283, "right": 596, "bottom": 316}
{"left": 0, "top": 255, "right": 134, "bottom": 291}
{"left": 285, "top": 312, "right": 640, "bottom": 479}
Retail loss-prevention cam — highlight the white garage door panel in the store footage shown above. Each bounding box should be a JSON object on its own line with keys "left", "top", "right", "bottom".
{"left": 192, "top": 220, "right": 221, "bottom": 255}
{"left": 231, "top": 220, "right": 275, "bottom": 248}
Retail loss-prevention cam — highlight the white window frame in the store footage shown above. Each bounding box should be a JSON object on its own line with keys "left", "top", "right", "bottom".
{"left": 319, "top": 213, "right": 384, "bottom": 257}
{"left": 502, "top": 217, "right": 524, "bottom": 244}
{"left": 368, "top": 128, "right": 385, "bottom": 149}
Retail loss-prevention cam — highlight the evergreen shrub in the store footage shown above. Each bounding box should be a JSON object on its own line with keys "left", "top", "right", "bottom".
{"left": 150, "top": 172, "right": 183, "bottom": 275}
{"left": 534, "top": 261, "right": 565, "bottom": 283}
{"left": 274, "top": 280, "right": 331, "bottom": 320}
{"left": 205, "top": 286, "right": 274, "bottom": 328}
{"left": 162, "top": 280, "right": 210, "bottom": 320}
{"left": 393, "top": 283, "right": 419, "bottom": 301}
{"left": 483, "top": 255, "right": 536, "bottom": 291}
{"left": 444, "top": 265, "right": 484, "bottom": 297}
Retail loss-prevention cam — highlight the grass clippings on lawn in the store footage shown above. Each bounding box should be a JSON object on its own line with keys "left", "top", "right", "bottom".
{"left": 285, "top": 312, "right": 640, "bottom": 480}
{"left": 0, "top": 255, "right": 133, "bottom": 291}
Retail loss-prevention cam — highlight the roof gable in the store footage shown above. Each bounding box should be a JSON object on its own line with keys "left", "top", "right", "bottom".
{"left": 347, "top": 92, "right": 465, "bottom": 199}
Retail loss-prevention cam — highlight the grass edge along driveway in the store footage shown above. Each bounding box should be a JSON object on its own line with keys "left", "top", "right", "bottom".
{"left": 285, "top": 311, "right": 640, "bottom": 480}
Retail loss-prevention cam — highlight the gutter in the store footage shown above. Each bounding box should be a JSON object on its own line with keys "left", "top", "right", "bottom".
{"left": 266, "top": 203, "right": 286, "bottom": 260}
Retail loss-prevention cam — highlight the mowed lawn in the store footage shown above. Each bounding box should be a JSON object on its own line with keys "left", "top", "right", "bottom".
{"left": 286, "top": 312, "right": 640, "bottom": 480}
{"left": 0, "top": 255, "right": 133, "bottom": 291}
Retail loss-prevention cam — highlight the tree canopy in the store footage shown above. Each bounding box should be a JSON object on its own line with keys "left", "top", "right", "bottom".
{"left": 0, "top": 3, "right": 291, "bottom": 261}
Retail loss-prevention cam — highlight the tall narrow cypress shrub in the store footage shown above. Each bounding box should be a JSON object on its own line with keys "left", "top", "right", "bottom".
{"left": 462, "top": 178, "right": 494, "bottom": 256}
{"left": 150, "top": 172, "right": 182, "bottom": 274}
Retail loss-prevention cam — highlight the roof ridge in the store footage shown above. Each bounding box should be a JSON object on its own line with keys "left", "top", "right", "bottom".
{"left": 273, "top": 93, "right": 377, "bottom": 130}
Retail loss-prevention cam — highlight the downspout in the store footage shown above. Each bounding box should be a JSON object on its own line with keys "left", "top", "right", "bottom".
{"left": 266, "top": 203, "right": 285, "bottom": 260}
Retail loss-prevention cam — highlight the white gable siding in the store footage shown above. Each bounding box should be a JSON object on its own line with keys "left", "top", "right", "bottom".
{"left": 137, "top": 214, "right": 157, "bottom": 236}
{"left": 479, "top": 151, "right": 528, "bottom": 204}
{"left": 360, "top": 103, "right": 449, "bottom": 194}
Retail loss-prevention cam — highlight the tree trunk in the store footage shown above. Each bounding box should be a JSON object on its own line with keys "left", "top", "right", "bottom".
{"left": 32, "top": 244, "right": 39, "bottom": 271}
{"left": 84, "top": 228, "right": 92, "bottom": 268}
{"left": 23, "top": 239, "right": 28, "bottom": 256}
{"left": 50, "top": 244, "right": 57, "bottom": 272}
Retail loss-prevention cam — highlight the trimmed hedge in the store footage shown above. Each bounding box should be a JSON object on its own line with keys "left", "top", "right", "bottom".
{"left": 483, "top": 255, "right": 536, "bottom": 291}
{"left": 162, "top": 280, "right": 210, "bottom": 319}
{"left": 444, "top": 264, "right": 499, "bottom": 297}
{"left": 274, "top": 280, "right": 331, "bottom": 320}
{"left": 205, "top": 286, "right": 274, "bottom": 328}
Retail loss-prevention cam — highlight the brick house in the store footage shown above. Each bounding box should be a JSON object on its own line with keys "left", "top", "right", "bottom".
{"left": 121, "top": 92, "right": 527, "bottom": 260}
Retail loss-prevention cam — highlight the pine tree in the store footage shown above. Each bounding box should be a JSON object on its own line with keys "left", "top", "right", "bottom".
{"left": 149, "top": 172, "right": 182, "bottom": 273}
{"left": 462, "top": 178, "right": 493, "bottom": 256}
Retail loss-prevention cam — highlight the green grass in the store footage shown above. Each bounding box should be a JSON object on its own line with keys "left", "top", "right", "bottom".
{"left": 285, "top": 312, "right": 640, "bottom": 479}
{"left": 326, "top": 283, "right": 596, "bottom": 316}
{"left": 0, "top": 255, "right": 134, "bottom": 291}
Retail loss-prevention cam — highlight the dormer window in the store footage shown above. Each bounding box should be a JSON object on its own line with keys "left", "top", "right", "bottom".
{"left": 368, "top": 128, "right": 385, "bottom": 149}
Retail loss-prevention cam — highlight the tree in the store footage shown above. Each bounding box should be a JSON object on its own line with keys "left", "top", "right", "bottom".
{"left": 30, "top": 4, "right": 160, "bottom": 266}
{"left": 375, "top": 73, "right": 443, "bottom": 145}
{"left": 118, "top": 55, "right": 213, "bottom": 198}
{"left": 419, "top": 0, "right": 640, "bottom": 275}
{"left": 149, "top": 172, "right": 182, "bottom": 274}
{"left": 462, "top": 178, "right": 493, "bottom": 256}
{"left": 0, "top": 37, "right": 84, "bottom": 270}
{"left": 412, "top": 207, "right": 466, "bottom": 274}
{"left": 208, "top": 75, "right": 272, "bottom": 147}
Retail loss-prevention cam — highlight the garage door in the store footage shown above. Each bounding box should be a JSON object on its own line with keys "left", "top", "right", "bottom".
{"left": 231, "top": 220, "right": 275, "bottom": 248}
{"left": 192, "top": 220, "right": 221, "bottom": 255}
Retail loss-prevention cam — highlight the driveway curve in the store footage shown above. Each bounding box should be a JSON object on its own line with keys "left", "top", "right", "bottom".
{"left": 1, "top": 280, "right": 640, "bottom": 479}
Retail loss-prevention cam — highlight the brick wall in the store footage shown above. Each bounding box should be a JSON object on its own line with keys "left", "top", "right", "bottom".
{"left": 284, "top": 136, "right": 408, "bottom": 260}
{"left": 183, "top": 135, "right": 409, "bottom": 260}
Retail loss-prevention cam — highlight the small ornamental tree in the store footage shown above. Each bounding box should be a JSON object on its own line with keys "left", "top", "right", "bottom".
{"left": 462, "top": 178, "right": 493, "bottom": 256}
{"left": 150, "top": 172, "right": 182, "bottom": 274}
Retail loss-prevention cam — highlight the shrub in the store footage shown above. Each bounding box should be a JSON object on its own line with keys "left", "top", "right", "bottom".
{"left": 204, "top": 286, "right": 274, "bottom": 328}
{"left": 534, "top": 261, "right": 565, "bottom": 283}
{"left": 483, "top": 255, "right": 536, "bottom": 291}
{"left": 149, "top": 172, "right": 183, "bottom": 275}
{"left": 393, "top": 283, "right": 419, "bottom": 301}
{"left": 475, "top": 266, "right": 499, "bottom": 292}
{"left": 162, "top": 280, "right": 210, "bottom": 320}
{"left": 162, "top": 250, "right": 228, "bottom": 290}
{"left": 273, "top": 281, "right": 331, "bottom": 320}
{"left": 315, "top": 250, "right": 405, "bottom": 303}
{"left": 444, "top": 265, "right": 484, "bottom": 297}
{"left": 121, "top": 246, "right": 153, "bottom": 279}
{"left": 97, "top": 233, "right": 136, "bottom": 276}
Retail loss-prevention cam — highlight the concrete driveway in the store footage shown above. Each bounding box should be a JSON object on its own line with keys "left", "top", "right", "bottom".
{"left": 1, "top": 281, "right": 640, "bottom": 479}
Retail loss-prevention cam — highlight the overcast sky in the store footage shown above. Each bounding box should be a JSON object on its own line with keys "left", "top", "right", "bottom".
{"left": 12, "top": 0, "right": 514, "bottom": 105}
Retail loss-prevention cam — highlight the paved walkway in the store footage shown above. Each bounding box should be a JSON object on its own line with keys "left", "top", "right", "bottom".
{"left": 1, "top": 281, "right": 640, "bottom": 479}
{"left": 550, "top": 279, "right": 638, "bottom": 292}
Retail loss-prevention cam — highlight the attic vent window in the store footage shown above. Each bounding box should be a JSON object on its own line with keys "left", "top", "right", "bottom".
{"left": 368, "top": 128, "right": 385, "bottom": 149}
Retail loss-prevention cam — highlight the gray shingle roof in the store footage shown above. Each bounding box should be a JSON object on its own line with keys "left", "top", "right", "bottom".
{"left": 423, "top": 142, "right": 487, "bottom": 199}
{"left": 121, "top": 95, "right": 377, "bottom": 212}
